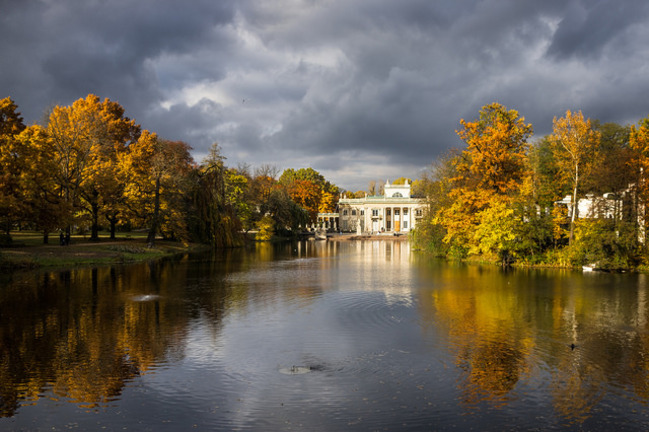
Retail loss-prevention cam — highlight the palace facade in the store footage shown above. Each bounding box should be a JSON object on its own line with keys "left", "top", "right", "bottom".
{"left": 335, "top": 180, "right": 426, "bottom": 233}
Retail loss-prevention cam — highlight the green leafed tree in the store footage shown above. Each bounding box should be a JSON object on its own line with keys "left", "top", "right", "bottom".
{"left": 187, "top": 143, "right": 243, "bottom": 248}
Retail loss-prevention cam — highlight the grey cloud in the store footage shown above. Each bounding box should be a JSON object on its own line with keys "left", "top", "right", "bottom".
{"left": 3, "top": 0, "right": 649, "bottom": 190}
{"left": 546, "top": 0, "right": 649, "bottom": 60}
{"left": 1, "top": 0, "right": 236, "bottom": 119}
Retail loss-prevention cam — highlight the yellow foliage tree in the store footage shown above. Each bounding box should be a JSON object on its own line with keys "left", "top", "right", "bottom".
{"left": 43, "top": 95, "right": 141, "bottom": 240}
{"left": 120, "top": 131, "right": 194, "bottom": 245}
{"left": 15, "top": 125, "right": 68, "bottom": 242}
{"left": 0, "top": 97, "right": 26, "bottom": 234}
{"left": 629, "top": 116, "right": 649, "bottom": 244}
{"left": 436, "top": 103, "right": 532, "bottom": 259}
{"left": 455, "top": 102, "right": 533, "bottom": 195}
{"left": 548, "top": 110, "right": 600, "bottom": 244}
{"left": 318, "top": 188, "right": 336, "bottom": 213}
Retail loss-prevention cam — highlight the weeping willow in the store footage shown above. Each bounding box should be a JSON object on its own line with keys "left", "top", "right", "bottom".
{"left": 187, "top": 154, "right": 243, "bottom": 248}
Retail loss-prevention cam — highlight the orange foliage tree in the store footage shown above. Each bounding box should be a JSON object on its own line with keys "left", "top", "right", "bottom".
{"left": 120, "top": 131, "right": 194, "bottom": 245}
{"left": 436, "top": 103, "right": 533, "bottom": 259}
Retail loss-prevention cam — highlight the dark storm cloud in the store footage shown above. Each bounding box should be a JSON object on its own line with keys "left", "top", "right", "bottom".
{"left": 1, "top": 0, "right": 235, "bottom": 118}
{"left": 3, "top": 0, "right": 649, "bottom": 190}
{"left": 546, "top": 0, "right": 649, "bottom": 60}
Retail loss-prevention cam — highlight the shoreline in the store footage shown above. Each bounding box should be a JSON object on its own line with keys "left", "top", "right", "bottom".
{"left": 0, "top": 237, "right": 209, "bottom": 272}
{"left": 0, "top": 232, "right": 411, "bottom": 272}
{"left": 328, "top": 233, "right": 409, "bottom": 241}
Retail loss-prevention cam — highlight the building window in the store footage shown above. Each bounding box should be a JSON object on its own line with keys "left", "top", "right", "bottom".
{"left": 360, "top": 210, "right": 364, "bottom": 216}
{"left": 343, "top": 209, "right": 348, "bottom": 216}
{"left": 386, "top": 209, "right": 391, "bottom": 216}
{"left": 387, "top": 221, "right": 392, "bottom": 230}
{"left": 392, "top": 192, "right": 403, "bottom": 197}
{"left": 415, "top": 209, "right": 423, "bottom": 217}
{"left": 372, "top": 209, "right": 379, "bottom": 217}
{"left": 394, "top": 209, "right": 400, "bottom": 216}
{"left": 403, "top": 221, "right": 408, "bottom": 229}
{"left": 403, "top": 208, "right": 408, "bottom": 215}
{"left": 351, "top": 209, "right": 356, "bottom": 216}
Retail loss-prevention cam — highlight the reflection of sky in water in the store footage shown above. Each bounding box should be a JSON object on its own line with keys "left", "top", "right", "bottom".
{"left": 138, "top": 241, "right": 455, "bottom": 430}
{"left": 4, "top": 241, "right": 649, "bottom": 430}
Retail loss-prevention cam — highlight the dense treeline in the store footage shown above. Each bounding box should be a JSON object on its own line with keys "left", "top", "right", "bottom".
{"left": 412, "top": 102, "right": 649, "bottom": 270}
{"left": 0, "top": 95, "right": 340, "bottom": 247}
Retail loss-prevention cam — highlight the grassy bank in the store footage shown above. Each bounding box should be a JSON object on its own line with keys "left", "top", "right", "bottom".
{"left": 0, "top": 231, "right": 210, "bottom": 271}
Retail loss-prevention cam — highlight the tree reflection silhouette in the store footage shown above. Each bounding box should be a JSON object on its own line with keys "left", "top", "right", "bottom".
{"left": 0, "top": 259, "right": 195, "bottom": 416}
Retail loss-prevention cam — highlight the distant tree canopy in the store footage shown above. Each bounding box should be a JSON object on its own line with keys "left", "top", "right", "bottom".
{"left": 278, "top": 167, "right": 339, "bottom": 221}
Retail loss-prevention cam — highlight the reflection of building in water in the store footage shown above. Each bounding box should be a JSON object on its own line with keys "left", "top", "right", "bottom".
{"left": 317, "top": 180, "right": 426, "bottom": 233}
{"left": 347, "top": 240, "right": 415, "bottom": 304}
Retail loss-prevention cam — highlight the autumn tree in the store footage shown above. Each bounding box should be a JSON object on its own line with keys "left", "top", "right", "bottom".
{"left": 391, "top": 177, "right": 412, "bottom": 185}
{"left": 225, "top": 168, "right": 251, "bottom": 228}
{"left": 435, "top": 103, "right": 533, "bottom": 259}
{"left": 279, "top": 167, "right": 325, "bottom": 186}
{"left": 15, "top": 125, "right": 66, "bottom": 243}
{"left": 279, "top": 167, "right": 339, "bottom": 223}
{"left": 187, "top": 143, "right": 242, "bottom": 248}
{"left": 528, "top": 137, "right": 566, "bottom": 208}
{"left": 411, "top": 152, "right": 456, "bottom": 256}
{"left": 121, "top": 131, "right": 194, "bottom": 246}
{"left": 78, "top": 96, "right": 140, "bottom": 240}
{"left": 0, "top": 97, "right": 26, "bottom": 235}
{"left": 548, "top": 110, "right": 600, "bottom": 244}
{"left": 318, "top": 188, "right": 337, "bottom": 213}
{"left": 46, "top": 96, "right": 105, "bottom": 236}
{"left": 591, "top": 122, "right": 633, "bottom": 195}
{"left": 630, "top": 116, "right": 649, "bottom": 244}
{"left": 455, "top": 102, "right": 532, "bottom": 195}
{"left": 285, "top": 179, "right": 320, "bottom": 220}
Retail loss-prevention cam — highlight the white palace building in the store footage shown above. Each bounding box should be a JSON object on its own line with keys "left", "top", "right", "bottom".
{"left": 318, "top": 180, "right": 426, "bottom": 234}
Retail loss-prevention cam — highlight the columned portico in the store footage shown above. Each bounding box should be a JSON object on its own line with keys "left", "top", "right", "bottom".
{"left": 337, "top": 180, "right": 425, "bottom": 234}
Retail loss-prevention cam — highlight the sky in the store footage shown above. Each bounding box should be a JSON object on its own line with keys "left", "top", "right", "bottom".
{"left": 3, "top": 0, "right": 649, "bottom": 191}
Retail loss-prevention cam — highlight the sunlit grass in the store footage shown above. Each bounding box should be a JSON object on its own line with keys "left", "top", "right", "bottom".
{"left": 0, "top": 230, "right": 206, "bottom": 270}
{"left": 8, "top": 230, "right": 150, "bottom": 246}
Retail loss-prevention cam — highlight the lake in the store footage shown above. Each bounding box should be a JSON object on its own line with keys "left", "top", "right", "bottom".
{"left": 1, "top": 240, "right": 649, "bottom": 431}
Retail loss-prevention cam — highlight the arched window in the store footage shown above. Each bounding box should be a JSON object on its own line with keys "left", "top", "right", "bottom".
{"left": 392, "top": 192, "right": 403, "bottom": 197}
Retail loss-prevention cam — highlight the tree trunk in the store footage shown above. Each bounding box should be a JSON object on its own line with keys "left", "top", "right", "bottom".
{"left": 569, "top": 187, "right": 577, "bottom": 245}
{"left": 105, "top": 213, "right": 118, "bottom": 239}
{"left": 43, "top": 229, "right": 49, "bottom": 244}
{"left": 569, "top": 165, "right": 579, "bottom": 245}
{"left": 90, "top": 199, "right": 100, "bottom": 241}
{"left": 147, "top": 177, "right": 161, "bottom": 247}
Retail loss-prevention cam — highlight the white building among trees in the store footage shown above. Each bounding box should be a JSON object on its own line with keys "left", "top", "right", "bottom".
{"left": 337, "top": 180, "right": 426, "bottom": 233}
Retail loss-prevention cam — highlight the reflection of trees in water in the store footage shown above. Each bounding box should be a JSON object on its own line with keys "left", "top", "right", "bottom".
{"left": 420, "top": 264, "right": 534, "bottom": 407}
{"left": 551, "top": 348, "right": 605, "bottom": 425}
{"left": 417, "top": 263, "right": 649, "bottom": 422}
{"left": 0, "top": 259, "right": 195, "bottom": 417}
{"left": 457, "top": 338, "right": 528, "bottom": 406}
{"left": 0, "top": 244, "right": 331, "bottom": 417}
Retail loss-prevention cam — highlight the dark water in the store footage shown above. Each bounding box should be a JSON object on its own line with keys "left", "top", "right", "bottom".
{"left": 2, "top": 240, "right": 649, "bottom": 431}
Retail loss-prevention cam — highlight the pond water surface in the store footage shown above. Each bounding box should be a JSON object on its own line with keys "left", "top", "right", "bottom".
{"left": 2, "top": 240, "right": 649, "bottom": 430}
